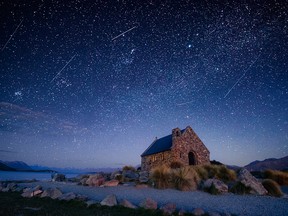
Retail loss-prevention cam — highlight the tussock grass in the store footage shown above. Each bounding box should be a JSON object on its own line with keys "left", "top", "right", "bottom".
{"left": 170, "top": 167, "right": 199, "bottom": 191}
{"left": 151, "top": 165, "right": 171, "bottom": 189}
{"left": 262, "top": 179, "right": 283, "bottom": 197}
{"left": 193, "top": 165, "right": 236, "bottom": 183}
{"left": 264, "top": 170, "right": 288, "bottom": 186}
{"left": 151, "top": 163, "right": 236, "bottom": 191}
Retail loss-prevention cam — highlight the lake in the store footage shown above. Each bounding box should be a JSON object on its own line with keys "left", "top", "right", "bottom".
{"left": 0, "top": 171, "right": 79, "bottom": 181}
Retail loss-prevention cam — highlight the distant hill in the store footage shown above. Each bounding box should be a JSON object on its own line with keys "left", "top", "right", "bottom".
{"left": 1, "top": 160, "right": 32, "bottom": 171}
{"left": 30, "top": 165, "right": 119, "bottom": 174}
{"left": 0, "top": 161, "right": 16, "bottom": 171}
{"left": 244, "top": 156, "right": 288, "bottom": 171}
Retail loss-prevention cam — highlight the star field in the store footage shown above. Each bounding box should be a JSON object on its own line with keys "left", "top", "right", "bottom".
{"left": 0, "top": 0, "right": 287, "bottom": 168}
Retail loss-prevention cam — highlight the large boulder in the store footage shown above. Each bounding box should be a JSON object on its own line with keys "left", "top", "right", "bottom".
{"left": 100, "top": 194, "right": 117, "bottom": 207}
{"left": 139, "top": 197, "right": 157, "bottom": 210}
{"left": 58, "top": 192, "right": 77, "bottom": 201}
{"left": 122, "top": 170, "right": 139, "bottom": 181}
{"left": 120, "top": 199, "right": 137, "bottom": 209}
{"left": 238, "top": 168, "right": 267, "bottom": 195}
{"left": 41, "top": 188, "right": 63, "bottom": 199}
{"left": 52, "top": 173, "right": 66, "bottom": 182}
{"left": 2, "top": 183, "right": 18, "bottom": 192}
{"left": 86, "top": 174, "right": 105, "bottom": 186}
{"left": 21, "top": 185, "right": 43, "bottom": 198}
{"left": 104, "top": 180, "right": 119, "bottom": 187}
{"left": 139, "top": 171, "right": 149, "bottom": 183}
{"left": 203, "top": 179, "right": 228, "bottom": 194}
{"left": 79, "top": 177, "right": 89, "bottom": 185}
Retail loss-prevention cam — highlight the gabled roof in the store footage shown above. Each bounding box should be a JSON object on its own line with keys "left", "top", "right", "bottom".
{"left": 141, "top": 129, "right": 185, "bottom": 157}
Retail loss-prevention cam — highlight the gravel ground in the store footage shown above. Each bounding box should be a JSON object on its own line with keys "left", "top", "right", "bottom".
{"left": 19, "top": 181, "right": 288, "bottom": 216}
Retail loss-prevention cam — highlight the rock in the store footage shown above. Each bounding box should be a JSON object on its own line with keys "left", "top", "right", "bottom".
{"left": 104, "top": 180, "right": 119, "bottom": 187}
{"left": 32, "top": 185, "right": 42, "bottom": 191}
{"left": 160, "top": 203, "right": 176, "bottom": 215}
{"left": 79, "top": 177, "right": 88, "bottom": 185}
{"left": 136, "top": 184, "right": 149, "bottom": 189}
{"left": 100, "top": 194, "right": 117, "bottom": 207}
{"left": 59, "top": 192, "right": 76, "bottom": 201}
{"left": 86, "top": 200, "right": 98, "bottom": 207}
{"left": 139, "top": 171, "right": 149, "bottom": 183}
{"left": 41, "top": 188, "right": 63, "bottom": 199}
{"left": 21, "top": 189, "right": 42, "bottom": 198}
{"left": 111, "top": 170, "right": 122, "bottom": 180}
{"left": 122, "top": 170, "right": 139, "bottom": 181}
{"left": 238, "top": 168, "right": 267, "bottom": 195}
{"left": 15, "top": 187, "right": 23, "bottom": 192}
{"left": 120, "top": 199, "right": 137, "bottom": 209}
{"left": 21, "top": 190, "right": 33, "bottom": 198}
{"left": 4, "top": 183, "right": 17, "bottom": 191}
{"left": 86, "top": 174, "right": 105, "bottom": 186}
{"left": 192, "top": 208, "right": 205, "bottom": 216}
{"left": 32, "top": 189, "right": 43, "bottom": 196}
{"left": 52, "top": 173, "right": 66, "bottom": 182}
{"left": 139, "top": 197, "right": 157, "bottom": 210}
{"left": 1, "top": 187, "right": 10, "bottom": 192}
{"left": 203, "top": 179, "right": 228, "bottom": 194}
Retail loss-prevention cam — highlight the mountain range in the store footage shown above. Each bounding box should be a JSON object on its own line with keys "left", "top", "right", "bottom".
{"left": 1, "top": 156, "right": 287, "bottom": 173}
{"left": 244, "top": 156, "right": 288, "bottom": 171}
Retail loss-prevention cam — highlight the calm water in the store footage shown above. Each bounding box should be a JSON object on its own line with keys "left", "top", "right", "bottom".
{"left": 0, "top": 171, "right": 78, "bottom": 181}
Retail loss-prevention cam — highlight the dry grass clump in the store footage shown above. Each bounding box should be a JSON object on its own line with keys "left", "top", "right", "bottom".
{"left": 151, "top": 165, "right": 171, "bottom": 189}
{"left": 264, "top": 169, "right": 288, "bottom": 185}
{"left": 193, "top": 165, "right": 209, "bottom": 180}
{"left": 122, "top": 165, "right": 136, "bottom": 172}
{"left": 229, "top": 182, "right": 251, "bottom": 195}
{"left": 151, "top": 164, "right": 200, "bottom": 190}
{"left": 193, "top": 164, "right": 236, "bottom": 183}
{"left": 170, "top": 166, "right": 200, "bottom": 191}
{"left": 262, "top": 179, "right": 283, "bottom": 197}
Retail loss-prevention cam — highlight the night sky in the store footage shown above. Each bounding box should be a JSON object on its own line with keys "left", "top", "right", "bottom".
{"left": 0, "top": 0, "right": 287, "bottom": 169}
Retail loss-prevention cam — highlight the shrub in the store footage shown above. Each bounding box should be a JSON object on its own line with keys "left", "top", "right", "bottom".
{"left": 204, "top": 183, "right": 219, "bottom": 195}
{"left": 122, "top": 166, "right": 136, "bottom": 172}
{"left": 264, "top": 170, "right": 288, "bottom": 185}
{"left": 217, "top": 166, "right": 237, "bottom": 182}
{"left": 151, "top": 165, "right": 171, "bottom": 189}
{"left": 230, "top": 182, "right": 251, "bottom": 195}
{"left": 170, "top": 167, "right": 199, "bottom": 191}
{"left": 210, "top": 160, "right": 223, "bottom": 165}
{"left": 193, "top": 165, "right": 236, "bottom": 183}
{"left": 115, "top": 174, "right": 124, "bottom": 182}
{"left": 262, "top": 179, "right": 283, "bottom": 197}
{"left": 170, "top": 161, "right": 184, "bottom": 169}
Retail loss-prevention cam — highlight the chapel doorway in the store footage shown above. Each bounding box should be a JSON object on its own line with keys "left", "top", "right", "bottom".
{"left": 188, "top": 152, "right": 196, "bottom": 165}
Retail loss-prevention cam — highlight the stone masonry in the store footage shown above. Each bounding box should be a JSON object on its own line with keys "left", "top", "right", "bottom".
{"left": 141, "top": 126, "right": 210, "bottom": 171}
